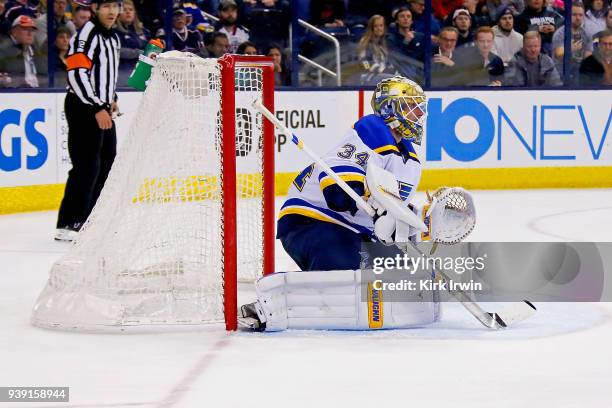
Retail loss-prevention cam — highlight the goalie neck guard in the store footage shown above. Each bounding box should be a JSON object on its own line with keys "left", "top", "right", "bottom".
{"left": 371, "top": 76, "right": 427, "bottom": 145}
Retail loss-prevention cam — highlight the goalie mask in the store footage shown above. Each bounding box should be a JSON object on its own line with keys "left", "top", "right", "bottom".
{"left": 371, "top": 76, "right": 427, "bottom": 145}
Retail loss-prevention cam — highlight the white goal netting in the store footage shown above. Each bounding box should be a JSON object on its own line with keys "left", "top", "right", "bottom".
{"left": 32, "top": 53, "right": 269, "bottom": 330}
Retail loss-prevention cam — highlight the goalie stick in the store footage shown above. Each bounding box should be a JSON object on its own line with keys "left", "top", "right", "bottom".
{"left": 252, "top": 100, "right": 536, "bottom": 330}
{"left": 398, "top": 241, "right": 537, "bottom": 329}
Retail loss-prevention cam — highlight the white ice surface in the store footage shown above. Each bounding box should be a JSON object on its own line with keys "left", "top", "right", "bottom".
{"left": 1, "top": 190, "right": 612, "bottom": 408}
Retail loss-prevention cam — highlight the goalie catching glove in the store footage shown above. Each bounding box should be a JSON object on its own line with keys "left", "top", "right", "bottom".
{"left": 366, "top": 162, "right": 476, "bottom": 245}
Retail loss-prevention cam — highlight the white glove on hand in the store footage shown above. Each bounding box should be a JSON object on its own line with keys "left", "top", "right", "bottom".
{"left": 374, "top": 211, "right": 396, "bottom": 244}
{"left": 370, "top": 198, "right": 397, "bottom": 244}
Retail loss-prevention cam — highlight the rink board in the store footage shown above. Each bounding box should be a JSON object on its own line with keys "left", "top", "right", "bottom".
{"left": 0, "top": 89, "right": 610, "bottom": 213}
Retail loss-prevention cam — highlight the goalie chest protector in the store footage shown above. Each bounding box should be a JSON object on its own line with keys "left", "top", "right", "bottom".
{"left": 278, "top": 114, "right": 422, "bottom": 238}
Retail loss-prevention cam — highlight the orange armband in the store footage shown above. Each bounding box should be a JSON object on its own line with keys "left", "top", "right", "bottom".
{"left": 66, "top": 53, "right": 93, "bottom": 71}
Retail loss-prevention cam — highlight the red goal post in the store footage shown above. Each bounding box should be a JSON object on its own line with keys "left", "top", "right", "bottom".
{"left": 219, "top": 54, "right": 276, "bottom": 330}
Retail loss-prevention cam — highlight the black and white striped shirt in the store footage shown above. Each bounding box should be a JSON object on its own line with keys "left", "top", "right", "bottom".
{"left": 66, "top": 19, "right": 120, "bottom": 110}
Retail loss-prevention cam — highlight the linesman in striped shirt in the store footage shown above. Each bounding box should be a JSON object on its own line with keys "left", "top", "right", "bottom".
{"left": 55, "top": 0, "right": 121, "bottom": 241}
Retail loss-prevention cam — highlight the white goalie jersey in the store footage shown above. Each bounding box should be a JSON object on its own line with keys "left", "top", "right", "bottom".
{"left": 277, "top": 114, "right": 422, "bottom": 239}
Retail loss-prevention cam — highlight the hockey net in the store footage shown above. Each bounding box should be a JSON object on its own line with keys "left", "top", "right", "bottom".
{"left": 32, "top": 52, "right": 275, "bottom": 331}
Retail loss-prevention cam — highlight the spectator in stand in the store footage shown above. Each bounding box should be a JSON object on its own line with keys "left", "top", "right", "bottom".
{"left": 172, "top": 8, "right": 202, "bottom": 52}
{"left": 455, "top": 26, "right": 505, "bottom": 85}
{"left": 70, "top": 0, "right": 92, "bottom": 13}
{"left": 215, "top": 0, "right": 249, "bottom": 53}
{"left": 266, "top": 43, "right": 291, "bottom": 85}
{"left": 506, "top": 30, "right": 562, "bottom": 85}
{"left": 34, "top": 0, "right": 77, "bottom": 50}
{"left": 492, "top": 6, "right": 524, "bottom": 64}
{"left": 54, "top": 25, "right": 71, "bottom": 87}
{"left": 0, "top": 15, "right": 45, "bottom": 87}
{"left": 432, "top": 26, "right": 461, "bottom": 85}
{"left": 387, "top": 6, "right": 424, "bottom": 62}
{"left": 237, "top": 40, "right": 257, "bottom": 55}
{"left": 484, "top": 0, "right": 525, "bottom": 22}
{"left": 408, "top": 0, "right": 441, "bottom": 36}
{"left": 203, "top": 31, "right": 229, "bottom": 57}
{"left": 593, "top": 8, "right": 612, "bottom": 44}
{"left": 116, "top": 0, "right": 149, "bottom": 84}
{"left": 52, "top": 0, "right": 77, "bottom": 33}
{"left": 3, "top": 0, "right": 37, "bottom": 29}
{"left": 356, "top": 14, "right": 397, "bottom": 85}
{"left": 452, "top": 8, "right": 474, "bottom": 48}
{"left": 242, "top": 0, "right": 290, "bottom": 49}
{"left": 580, "top": 29, "right": 612, "bottom": 85}
{"left": 515, "top": 0, "right": 560, "bottom": 55}
{"left": 445, "top": 0, "right": 492, "bottom": 28}
{"left": 552, "top": 2, "right": 593, "bottom": 83}
{"left": 72, "top": 5, "right": 91, "bottom": 29}
{"left": 309, "top": 0, "right": 346, "bottom": 29}
{"left": 584, "top": 0, "right": 608, "bottom": 40}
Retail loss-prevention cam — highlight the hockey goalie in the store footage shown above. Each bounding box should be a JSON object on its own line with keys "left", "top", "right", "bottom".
{"left": 241, "top": 76, "right": 477, "bottom": 332}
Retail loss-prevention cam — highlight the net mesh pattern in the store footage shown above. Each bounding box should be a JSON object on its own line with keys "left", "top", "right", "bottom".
{"left": 32, "top": 53, "right": 266, "bottom": 330}
{"left": 234, "top": 66, "right": 265, "bottom": 282}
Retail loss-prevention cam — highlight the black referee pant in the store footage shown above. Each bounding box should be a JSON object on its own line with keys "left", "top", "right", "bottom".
{"left": 57, "top": 92, "right": 117, "bottom": 229}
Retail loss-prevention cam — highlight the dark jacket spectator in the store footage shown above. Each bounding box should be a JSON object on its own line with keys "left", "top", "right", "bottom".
{"left": 515, "top": 0, "right": 560, "bottom": 54}
{"left": 408, "top": 0, "right": 441, "bottom": 36}
{"left": 242, "top": 0, "right": 290, "bottom": 49}
{"left": 0, "top": 15, "right": 46, "bottom": 87}
{"left": 452, "top": 8, "right": 475, "bottom": 48}
{"left": 454, "top": 26, "right": 505, "bottom": 85}
{"left": 2, "top": 0, "right": 37, "bottom": 32}
{"left": 484, "top": 0, "right": 525, "bottom": 22}
{"left": 266, "top": 43, "right": 291, "bottom": 86}
{"left": 506, "top": 31, "right": 562, "bottom": 86}
{"left": 310, "top": 0, "right": 346, "bottom": 29}
{"left": 387, "top": 6, "right": 424, "bottom": 62}
{"left": 172, "top": 8, "right": 202, "bottom": 52}
{"left": 579, "top": 30, "right": 612, "bottom": 86}
{"left": 444, "top": 0, "right": 492, "bottom": 28}
{"left": 432, "top": 26, "right": 462, "bottom": 86}
{"left": 53, "top": 25, "right": 71, "bottom": 87}
{"left": 52, "top": 0, "right": 77, "bottom": 32}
